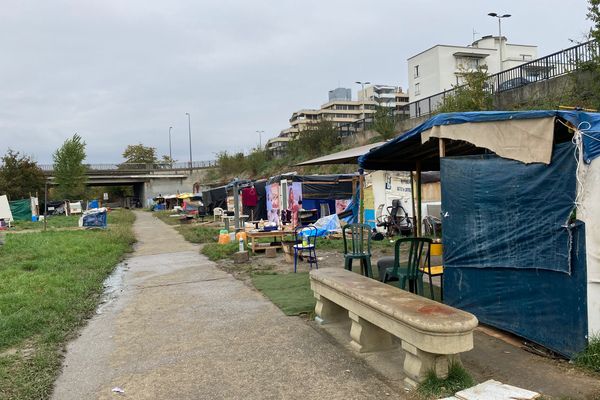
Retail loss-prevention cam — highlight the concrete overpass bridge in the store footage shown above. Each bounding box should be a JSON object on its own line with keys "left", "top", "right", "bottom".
{"left": 38, "top": 161, "right": 216, "bottom": 204}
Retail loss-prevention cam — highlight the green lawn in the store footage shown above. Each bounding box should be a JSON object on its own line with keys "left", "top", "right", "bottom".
{"left": 11, "top": 215, "right": 81, "bottom": 231}
{"left": 251, "top": 272, "right": 316, "bottom": 316}
{"left": 0, "top": 209, "right": 136, "bottom": 400}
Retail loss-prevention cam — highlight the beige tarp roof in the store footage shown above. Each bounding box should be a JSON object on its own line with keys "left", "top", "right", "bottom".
{"left": 296, "top": 142, "right": 386, "bottom": 166}
{"left": 421, "top": 117, "right": 556, "bottom": 164}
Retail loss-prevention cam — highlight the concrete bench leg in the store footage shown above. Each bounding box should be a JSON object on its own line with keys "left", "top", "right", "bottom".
{"left": 314, "top": 294, "right": 346, "bottom": 325}
{"left": 348, "top": 311, "right": 395, "bottom": 353}
{"left": 401, "top": 341, "right": 460, "bottom": 388}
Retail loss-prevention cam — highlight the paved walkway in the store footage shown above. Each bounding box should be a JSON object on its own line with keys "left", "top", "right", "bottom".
{"left": 52, "top": 211, "right": 401, "bottom": 399}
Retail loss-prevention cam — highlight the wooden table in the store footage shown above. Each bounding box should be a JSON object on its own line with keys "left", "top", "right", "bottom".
{"left": 246, "top": 230, "right": 290, "bottom": 254}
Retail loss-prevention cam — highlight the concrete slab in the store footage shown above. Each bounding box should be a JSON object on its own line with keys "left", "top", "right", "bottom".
{"left": 52, "top": 211, "right": 403, "bottom": 399}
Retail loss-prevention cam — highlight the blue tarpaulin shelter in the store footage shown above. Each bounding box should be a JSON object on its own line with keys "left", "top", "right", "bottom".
{"left": 358, "top": 110, "right": 600, "bottom": 358}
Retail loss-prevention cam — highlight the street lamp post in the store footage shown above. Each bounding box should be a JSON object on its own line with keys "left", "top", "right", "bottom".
{"left": 168, "top": 126, "right": 173, "bottom": 165}
{"left": 256, "top": 130, "right": 264, "bottom": 148}
{"left": 488, "top": 12, "right": 511, "bottom": 71}
{"left": 355, "top": 81, "right": 371, "bottom": 131}
{"left": 185, "top": 113, "right": 192, "bottom": 172}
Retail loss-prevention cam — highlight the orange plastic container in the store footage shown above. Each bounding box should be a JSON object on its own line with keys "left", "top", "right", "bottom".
{"left": 235, "top": 232, "right": 247, "bottom": 242}
{"left": 218, "top": 233, "right": 231, "bottom": 244}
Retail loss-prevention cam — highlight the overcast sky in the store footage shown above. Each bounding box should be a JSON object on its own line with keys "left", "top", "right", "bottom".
{"left": 0, "top": 0, "right": 593, "bottom": 164}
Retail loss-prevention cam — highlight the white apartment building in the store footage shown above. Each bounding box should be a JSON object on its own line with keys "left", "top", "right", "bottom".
{"left": 408, "top": 35, "right": 538, "bottom": 102}
{"left": 267, "top": 86, "right": 409, "bottom": 155}
{"left": 358, "top": 84, "right": 410, "bottom": 112}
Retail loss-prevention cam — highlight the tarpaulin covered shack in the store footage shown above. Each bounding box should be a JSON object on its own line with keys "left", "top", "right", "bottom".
{"left": 359, "top": 110, "right": 600, "bottom": 358}
{"left": 265, "top": 173, "right": 358, "bottom": 226}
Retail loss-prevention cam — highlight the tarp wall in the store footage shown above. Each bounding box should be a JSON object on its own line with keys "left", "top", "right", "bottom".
{"left": 579, "top": 157, "right": 600, "bottom": 337}
{"left": 441, "top": 142, "right": 588, "bottom": 357}
{"left": 9, "top": 199, "right": 32, "bottom": 221}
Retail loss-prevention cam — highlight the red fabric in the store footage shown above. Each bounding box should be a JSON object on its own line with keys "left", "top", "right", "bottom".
{"left": 241, "top": 187, "right": 258, "bottom": 207}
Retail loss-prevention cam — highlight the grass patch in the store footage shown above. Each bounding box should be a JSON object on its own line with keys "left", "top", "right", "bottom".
{"left": 176, "top": 225, "right": 220, "bottom": 244}
{"left": 0, "top": 209, "right": 136, "bottom": 400}
{"left": 201, "top": 242, "right": 239, "bottom": 261}
{"left": 417, "top": 362, "right": 475, "bottom": 399}
{"left": 575, "top": 335, "right": 600, "bottom": 373}
{"left": 11, "top": 215, "right": 80, "bottom": 231}
{"left": 152, "top": 210, "right": 182, "bottom": 225}
{"left": 251, "top": 272, "right": 316, "bottom": 316}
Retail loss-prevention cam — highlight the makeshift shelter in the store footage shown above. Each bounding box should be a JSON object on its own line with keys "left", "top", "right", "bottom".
{"left": 359, "top": 110, "right": 600, "bottom": 358}
{"left": 0, "top": 195, "right": 13, "bottom": 223}
{"left": 8, "top": 197, "right": 38, "bottom": 221}
{"left": 265, "top": 173, "right": 359, "bottom": 226}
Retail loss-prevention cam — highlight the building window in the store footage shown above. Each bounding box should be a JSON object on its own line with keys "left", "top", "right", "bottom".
{"left": 520, "top": 54, "right": 533, "bottom": 61}
{"left": 415, "top": 83, "right": 420, "bottom": 96}
{"left": 414, "top": 65, "right": 420, "bottom": 78}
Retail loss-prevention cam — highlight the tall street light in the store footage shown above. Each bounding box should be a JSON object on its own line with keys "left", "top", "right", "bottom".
{"left": 355, "top": 81, "right": 371, "bottom": 131}
{"left": 256, "top": 130, "right": 264, "bottom": 148}
{"left": 168, "top": 126, "right": 173, "bottom": 165}
{"left": 185, "top": 113, "right": 192, "bottom": 172}
{"left": 488, "top": 12, "right": 511, "bottom": 71}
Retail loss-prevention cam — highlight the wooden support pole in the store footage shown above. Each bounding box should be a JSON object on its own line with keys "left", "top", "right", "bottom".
{"left": 416, "top": 161, "right": 422, "bottom": 237}
{"left": 438, "top": 138, "right": 446, "bottom": 158}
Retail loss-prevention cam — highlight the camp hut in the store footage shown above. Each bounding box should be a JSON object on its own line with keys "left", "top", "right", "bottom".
{"left": 296, "top": 143, "right": 442, "bottom": 230}
{"left": 358, "top": 110, "right": 600, "bottom": 358}
{"left": 265, "top": 173, "right": 359, "bottom": 226}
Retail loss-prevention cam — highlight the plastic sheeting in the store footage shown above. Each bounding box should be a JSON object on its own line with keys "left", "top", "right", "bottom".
{"left": 358, "top": 110, "right": 600, "bottom": 170}
{"left": 80, "top": 208, "right": 107, "bottom": 228}
{"left": 0, "top": 195, "right": 13, "bottom": 222}
{"left": 441, "top": 142, "right": 576, "bottom": 274}
{"left": 441, "top": 142, "right": 587, "bottom": 357}
{"left": 579, "top": 157, "right": 600, "bottom": 336}
{"left": 266, "top": 174, "right": 356, "bottom": 200}
{"left": 9, "top": 199, "right": 32, "bottom": 221}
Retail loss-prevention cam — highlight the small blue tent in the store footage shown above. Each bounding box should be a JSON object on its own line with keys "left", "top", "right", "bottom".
{"left": 359, "top": 110, "right": 600, "bottom": 358}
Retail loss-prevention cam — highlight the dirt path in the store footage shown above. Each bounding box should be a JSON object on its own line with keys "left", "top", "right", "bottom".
{"left": 52, "top": 211, "right": 403, "bottom": 400}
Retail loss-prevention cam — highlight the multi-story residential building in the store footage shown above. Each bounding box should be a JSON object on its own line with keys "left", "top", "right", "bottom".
{"left": 267, "top": 85, "right": 409, "bottom": 156}
{"left": 407, "top": 35, "right": 537, "bottom": 102}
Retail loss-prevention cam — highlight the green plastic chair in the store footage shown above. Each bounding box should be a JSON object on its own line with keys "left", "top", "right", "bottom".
{"left": 382, "top": 237, "right": 432, "bottom": 297}
{"left": 342, "top": 223, "right": 373, "bottom": 278}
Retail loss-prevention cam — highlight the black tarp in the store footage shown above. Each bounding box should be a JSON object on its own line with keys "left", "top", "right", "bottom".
{"left": 266, "top": 174, "right": 357, "bottom": 200}
{"left": 202, "top": 186, "right": 227, "bottom": 214}
{"left": 441, "top": 142, "right": 588, "bottom": 357}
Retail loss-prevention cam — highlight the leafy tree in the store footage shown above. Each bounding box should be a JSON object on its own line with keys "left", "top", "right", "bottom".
{"left": 161, "top": 154, "right": 176, "bottom": 164}
{"left": 53, "top": 134, "right": 87, "bottom": 199}
{"left": 295, "top": 119, "right": 340, "bottom": 158}
{"left": 569, "top": 0, "right": 600, "bottom": 111}
{"left": 0, "top": 149, "right": 46, "bottom": 199}
{"left": 122, "top": 144, "right": 158, "bottom": 164}
{"left": 437, "top": 66, "right": 493, "bottom": 113}
{"left": 372, "top": 105, "right": 397, "bottom": 139}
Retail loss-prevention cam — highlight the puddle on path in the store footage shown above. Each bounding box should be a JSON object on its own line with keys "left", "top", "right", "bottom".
{"left": 96, "top": 261, "right": 130, "bottom": 314}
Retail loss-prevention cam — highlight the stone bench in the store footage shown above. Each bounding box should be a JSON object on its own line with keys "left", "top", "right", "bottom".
{"left": 309, "top": 268, "right": 478, "bottom": 388}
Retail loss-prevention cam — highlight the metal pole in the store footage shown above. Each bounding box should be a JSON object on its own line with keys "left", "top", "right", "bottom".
{"left": 44, "top": 180, "right": 48, "bottom": 232}
{"left": 168, "top": 126, "right": 173, "bottom": 164}
{"left": 233, "top": 179, "right": 240, "bottom": 230}
{"left": 498, "top": 18, "right": 503, "bottom": 71}
{"left": 185, "top": 113, "right": 192, "bottom": 172}
{"left": 358, "top": 169, "right": 365, "bottom": 224}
